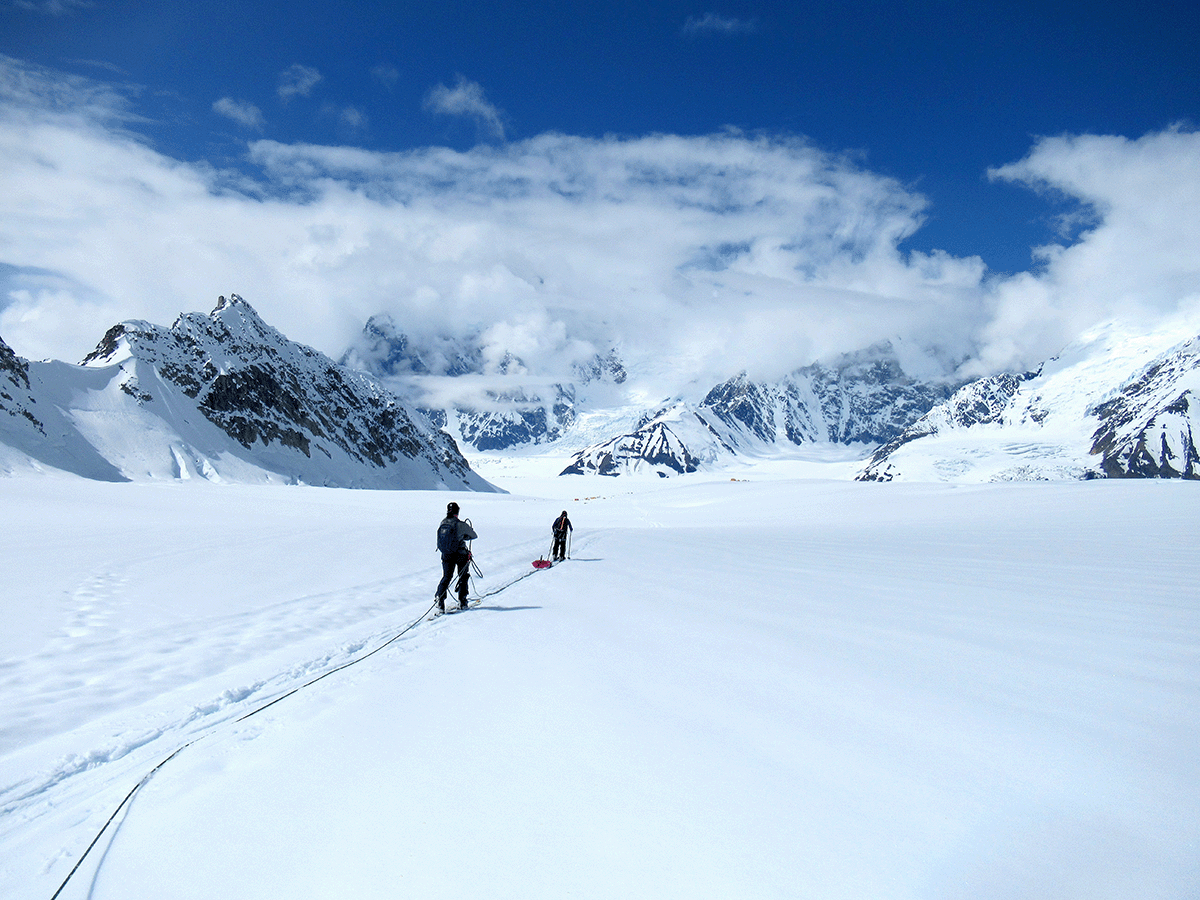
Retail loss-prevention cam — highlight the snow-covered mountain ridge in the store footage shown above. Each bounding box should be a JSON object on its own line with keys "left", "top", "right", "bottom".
{"left": 1091, "top": 334, "right": 1200, "bottom": 478}
{"left": 859, "top": 324, "right": 1200, "bottom": 481}
{"left": 0, "top": 296, "right": 492, "bottom": 490}
{"left": 5, "top": 298, "right": 1198, "bottom": 485}
{"left": 341, "top": 312, "right": 1200, "bottom": 481}
{"left": 558, "top": 345, "right": 962, "bottom": 476}
{"left": 345, "top": 320, "right": 963, "bottom": 477}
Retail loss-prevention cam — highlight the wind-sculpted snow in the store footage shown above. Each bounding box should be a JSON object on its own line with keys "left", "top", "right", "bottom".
{"left": 0, "top": 335, "right": 130, "bottom": 481}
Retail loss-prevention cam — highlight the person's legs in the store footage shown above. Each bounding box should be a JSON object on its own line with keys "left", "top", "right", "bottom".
{"left": 435, "top": 554, "right": 455, "bottom": 606}
{"left": 455, "top": 554, "right": 471, "bottom": 606}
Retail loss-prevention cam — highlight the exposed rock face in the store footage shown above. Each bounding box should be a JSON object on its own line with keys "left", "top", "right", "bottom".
{"left": 0, "top": 334, "right": 42, "bottom": 432}
{"left": 0, "top": 296, "right": 491, "bottom": 489}
{"left": 1090, "top": 337, "right": 1200, "bottom": 479}
{"left": 560, "top": 406, "right": 720, "bottom": 477}
{"left": 561, "top": 345, "right": 959, "bottom": 477}
{"left": 857, "top": 372, "right": 1034, "bottom": 481}
{"left": 702, "top": 349, "right": 959, "bottom": 448}
{"left": 455, "top": 385, "right": 578, "bottom": 451}
{"left": 856, "top": 329, "right": 1200, "bottom": 483}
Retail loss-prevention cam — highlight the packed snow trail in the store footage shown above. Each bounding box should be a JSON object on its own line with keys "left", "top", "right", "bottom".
{"left": 0, "top": 479, "right": 577, "bottom": 897}
{"left": 3, "top": 476, "right": 1199, "bottom": 898}
{"left": 46, "top": 535, "right": 584, "bottom": 899}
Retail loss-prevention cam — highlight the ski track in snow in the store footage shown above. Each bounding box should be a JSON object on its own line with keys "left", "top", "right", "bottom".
{"left": 2, "top": 475, "right": 1199, "bottom": 898}
{"left": 1, "top": 534, "right": 559, "bottom": 823}
{"left": 0, "top": 479, "right": 565, "bottom": 898}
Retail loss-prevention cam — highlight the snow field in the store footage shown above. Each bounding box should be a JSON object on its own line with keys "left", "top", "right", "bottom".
{"left": 1, "top": 474, "right": 1198, "bottom": 898}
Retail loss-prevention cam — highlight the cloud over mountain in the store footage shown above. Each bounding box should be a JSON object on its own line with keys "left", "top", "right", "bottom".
{"left": 1, "top": 54, "right": 1198, "bottom": 399}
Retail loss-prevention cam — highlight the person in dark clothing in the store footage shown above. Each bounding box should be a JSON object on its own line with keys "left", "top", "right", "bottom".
{"left": 552, "top": 510, "right": 572, "bottom": 561}
{"left": 435, "top": 501, "right": 477, "bottom": 611}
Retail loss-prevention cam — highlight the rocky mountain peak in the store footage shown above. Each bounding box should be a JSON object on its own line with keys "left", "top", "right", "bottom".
{"left": 1090, "top": 335, "right": 1200, "bottom": 478}
{"left": 0, "top": 333, "right": 31, "bottom": 392}
{"left": 6, "top": 296, "right": 493, "bottom": 489}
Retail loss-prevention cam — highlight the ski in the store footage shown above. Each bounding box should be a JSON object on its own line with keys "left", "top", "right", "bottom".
{"left": 429, "top": 599, "right": 481, "bottom": 620}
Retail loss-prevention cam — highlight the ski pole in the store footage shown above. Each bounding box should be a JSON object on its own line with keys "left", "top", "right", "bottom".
{"left": 567, "top": 529, "right": 572, "bottom": 560}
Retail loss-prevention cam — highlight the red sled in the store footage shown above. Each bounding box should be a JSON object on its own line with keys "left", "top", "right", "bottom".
{"left": 532, "top": 559, "right": 553, "bottom": 569}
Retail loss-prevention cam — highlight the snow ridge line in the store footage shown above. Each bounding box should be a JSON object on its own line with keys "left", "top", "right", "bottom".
{"left": 46, "top": 552, "right": 558, "bottom": 900}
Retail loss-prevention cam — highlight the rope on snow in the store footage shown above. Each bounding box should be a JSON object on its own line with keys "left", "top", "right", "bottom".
{"left": 47, "top": 551, "right": 548, "bottom": 900}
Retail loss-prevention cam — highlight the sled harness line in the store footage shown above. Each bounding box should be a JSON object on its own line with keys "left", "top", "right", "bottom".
{"left": 48, "top": 740, "right": 190, "bottom": 900}
{"left": 47, "top": 550, "right": 552, "bottom": 900}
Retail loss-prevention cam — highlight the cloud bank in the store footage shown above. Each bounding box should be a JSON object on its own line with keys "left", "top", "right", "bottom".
{"left": 1, "top": 55, "right": 1198, "bottom": 399}
{"left": 974, "top": 128, "right": 1200, "bottom": 375}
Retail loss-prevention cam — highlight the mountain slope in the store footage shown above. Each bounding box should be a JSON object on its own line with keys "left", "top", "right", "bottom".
{"left": 858, "top": 324, "right": 1200, "bottom": 482}
{"left": 1090, "top": 335, "right": 1200, "bottom": 478}
{"left": 1, "top": 296, "right": 493, "bottom": 490}
{"left": 559, "top": 344, "right": 958, "bottom": 476}
{"left": 559, "top": 403, "right": 730, "bottom": 476}
{"left": 0, "top": 335, "right": 130, "bottom": 481}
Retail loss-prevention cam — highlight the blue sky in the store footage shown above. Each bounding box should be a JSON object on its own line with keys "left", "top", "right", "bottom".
{"left": 1, "top": 0, "right": 1199, "bottom": 386}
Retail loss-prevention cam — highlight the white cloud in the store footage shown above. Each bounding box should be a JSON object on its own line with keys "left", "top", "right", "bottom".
{"left": 277, "top": 64, "right": 322, "bottom": 102}
{"left": 213, "top": 97, "right": 265, "bottom": 130}
{"left": 371, "top": 64, "right": 400, "bottom": 90}
{"left": 423, "top": 75, "right": 505, "bottom": 142}
{"left": 1, "top": 56, "right": 1198, "bottom": 395}
{"left": 683, "top": 13, "right": 758, "bottom": 36}
{"left": 972, "top": 127, "right": 1200, "bottom": 374}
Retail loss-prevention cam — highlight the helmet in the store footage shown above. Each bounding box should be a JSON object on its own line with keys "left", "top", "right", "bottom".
{"left": 447, "top": 501, "right": 459, "bottom": 516}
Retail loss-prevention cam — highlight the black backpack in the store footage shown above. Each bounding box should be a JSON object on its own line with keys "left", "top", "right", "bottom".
{"left": 437, "top": 518, "right": 461, "bottom": 554}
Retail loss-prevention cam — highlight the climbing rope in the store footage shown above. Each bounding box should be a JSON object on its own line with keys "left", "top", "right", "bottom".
{"left": 49, "top": 540, "right": 563, "bottom": 899}
{"left": 49, "top": 589, "right": 436, "bottom": 899}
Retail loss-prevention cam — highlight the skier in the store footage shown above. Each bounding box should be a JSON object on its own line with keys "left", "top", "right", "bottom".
{"left": 435, "top": 501, "right": 477, "bottom": 612}
{"left": 551, "top": 509, "right": 572, "bottom": 561}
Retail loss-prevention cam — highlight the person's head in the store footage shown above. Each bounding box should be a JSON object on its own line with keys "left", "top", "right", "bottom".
{"left": 561, "top": 510, "right": 567, "bottom": 516}
{"left": 447, "top": 501, "right": 460, "bottom": 517}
